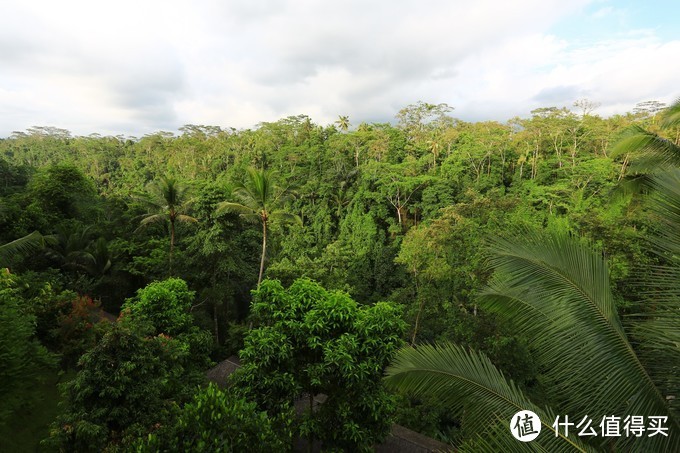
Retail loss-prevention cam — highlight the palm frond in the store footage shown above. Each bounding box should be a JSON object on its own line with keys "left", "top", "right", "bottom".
{"left": 245, "top": 167, "right": 275, "bottom": 208}
{"left": 478, "top": 230, "right": 679, "bottom": 451}
{"left": 611, "top": 125, "right": 680, "bottom": 173}
{"left": 138, "top": 213, "right": 167, "bottom": 227}
{"left": 131, "top": 192, "right": 165, "bottom": 212}
{"left": 458, "top": 417, "right": 588, "bottom": 453}
{"left": 630, "top": 314, "right": 680, "bottom": 423}
{"left": 176, "top": 214, "right": 198, "bottom": 224}
{"left": 627, "top": 168, "right": 680, "bottom": 424}
{"left": 660, "top": 96, "right": 680, "bottom": 128}
{"left": 215, "top": 201, "right": 260, "bottom": 223}
{"left": 646, "top": 169, "right": 680, "bottom": 258}
{"left": 269, "top": 211, "right": 302, "bottom": 226}
{"left": 0, "top": 231, "right": 48, "bottom": 263}
{"left": 385, "top": 343, "right": 594, "bottom": 452}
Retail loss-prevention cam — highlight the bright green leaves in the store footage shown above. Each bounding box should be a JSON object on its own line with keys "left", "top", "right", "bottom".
{"left": 136, "top": 383, "right": 292, "bottom": 452}
{"left": 232, "top": 278, "right": 406, "bottom": 451}
{"left": 47, "top": 278, "right": 213, "bottom": 451}
{"left": 45, "top": 324, "right": 179, "bottom": 451}
{"left": 120, "top": 277, "right": 194, "bottom": 336}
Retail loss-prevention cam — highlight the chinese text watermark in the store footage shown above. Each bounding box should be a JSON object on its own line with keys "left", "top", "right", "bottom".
{"left": 510, "top": 412, "right": 669, "bottom": 442}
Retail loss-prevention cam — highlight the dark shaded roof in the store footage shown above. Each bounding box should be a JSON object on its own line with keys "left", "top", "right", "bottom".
{"left": 92, "top": 308, "right": 118, "bottom": 323}
{"left": 205, "top": 356, "right": 240, "bottom": 387}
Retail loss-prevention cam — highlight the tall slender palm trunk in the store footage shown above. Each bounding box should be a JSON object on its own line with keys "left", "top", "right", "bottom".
{"left": 169, "top": 217, "right": 175, "bottom": 276}
{"left": 258, "top": 220, "right": 267, "bottom": 286}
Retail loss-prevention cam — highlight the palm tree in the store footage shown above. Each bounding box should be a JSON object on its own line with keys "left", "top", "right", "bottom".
{"left": 426, "top": 137, "right": 441, "bottom": 169}
{"left": 385, "top": 229, "right": 679, "bottom": 452}
{"left": 137, "top": 176, "right": 197, "bottom": 275}
{"left": 336, "top": 115, "right": 350, "bottom": 132}
{"left": 611, "top": 97, "right": 680, "bottom": 182}
{"left": 45, "top": 223, "right": 96, "bottom": 272}
{"left": 216, "top": 167, "right": 300, "bottom": 286}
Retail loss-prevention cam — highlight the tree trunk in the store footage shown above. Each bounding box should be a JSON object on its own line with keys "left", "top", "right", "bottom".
{"left": 410, "top": 270, "right": 423, "bottom": 346}
{"left": 308, "top": 393, "right": 314, "bottom": 453}
{"left": 169, "top": 218, "right": 175, "bottom": 276}
{"left": 258, "top": 220, "right": 267, "bottom": 286}
{"left": 214, "top": 304, "right": 219, "bottom": 345}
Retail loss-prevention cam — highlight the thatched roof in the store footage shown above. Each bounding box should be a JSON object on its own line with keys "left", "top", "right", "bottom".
{"left": 205, "top": 356, "right": 240, "bottom": 387}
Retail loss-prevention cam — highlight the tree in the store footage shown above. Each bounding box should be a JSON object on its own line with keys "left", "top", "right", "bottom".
{"left": 137, "top": 176, "right": 197, "bottom": 275}
{"left": 231, "top": 278, "right": 406, "bottom": 452}
{"left": 336, "top": 115, "right": 350, "bottom": 132}
{"left": 573, "top": 98, "right": 601, "bottom": 118}
{"left": 46, "top": 280, "right": 211, "bottom": 452}
{"left": 26, "top": 163, "right": 97, "bottom": 222}
{"left": 386, "top": 229, "right": 679, "bottom": 451}
{"left": 0, "top": 270, "right": 56, "bottom": 426}
{"left": 633, "top": 100, "right": 667, "bottom": 118}
{"left": 216, "top": 168, "right": 300, "bottom": 286}
{"left": 46, "top": 324, "right": 184, "bottom": 451}
{"left": 370, "top": 161, "right": 431, "bottom": 231}
{"left": 134, "top": 383, "right": 292, "bottom": 452}
{"left": 120, "top": 278, "right": 195, "bottom": 335}
{"left": 119, "top": 278, "right": 213, "bottom": 393}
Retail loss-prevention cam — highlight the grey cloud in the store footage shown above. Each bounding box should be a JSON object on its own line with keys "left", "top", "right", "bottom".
{"left": 532, "top": 85, "right": 585, "bottom": 105}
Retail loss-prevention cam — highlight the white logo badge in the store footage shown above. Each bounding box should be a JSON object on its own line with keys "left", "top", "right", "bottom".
{"left": 510, "top": 410, "right": 541, "bottom": 442}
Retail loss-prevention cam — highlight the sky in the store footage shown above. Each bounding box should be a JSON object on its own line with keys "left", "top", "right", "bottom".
{"left": 1, "top": 0, "right": 678, "bottom": 137}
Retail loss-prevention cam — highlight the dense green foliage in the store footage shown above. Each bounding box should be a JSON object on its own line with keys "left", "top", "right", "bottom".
{"left": 232, "top": 278, "right": 406, "bottom": 451}
{"left": 385, "top": 100, "right": 680, "bottom": 451}
{"left": 46, "top": 279, "right": 212, "bottom": 452}
{"left": 45, "top": 325, "right": 178, "bottom": 451}
{"left": 120, "top": 278, "right": 195, "bottom": 335}
{"left": 0, "top": 99, "right": 678, "bottom": 450}
{"left": 0, "top": 270, "right": 56, "bottom": 425}
{"left": 135, "top": 383, "right": 291, "bottom": 452}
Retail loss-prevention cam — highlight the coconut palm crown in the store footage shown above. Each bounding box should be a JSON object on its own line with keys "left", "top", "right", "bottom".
{"left": 216, "top": 167, "right": 300, "bottom": 286}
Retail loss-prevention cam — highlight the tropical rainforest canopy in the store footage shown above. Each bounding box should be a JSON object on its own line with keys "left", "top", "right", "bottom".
{"left": 0, "top": 99, "right": 678, "bottom": 452}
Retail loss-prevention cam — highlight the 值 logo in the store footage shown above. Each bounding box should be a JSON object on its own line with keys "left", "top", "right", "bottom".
{"left": 510, "top": 410, "right": 541, "bottom": 442}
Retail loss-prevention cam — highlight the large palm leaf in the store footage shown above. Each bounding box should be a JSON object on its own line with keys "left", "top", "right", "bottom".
{"left": 611, "top": 125, "right": 680, "bottom": 173}
{"left": 214, "top": 201, "right": 260, "bottom": 224}
{"left": 44, "top": 224, "right": 97, "bottom": 272}
{"left": 0, "top": 230, "right": 51, "bottom": 264}
{"left": 386, "top": 343, "right": 595, "bottom": 452}
{"left": 611, "top": 98, "right": 680, "bottom": 175}
{"left": 660, "top": 96, "right": 680, "bottom": 129}
{"left": 387, "top": 230, "right": 678, "bottom": 452}
{"left": 479, "top": 231, "right": 677, "bottom": 451}
{"left": 629, "top": 169, "right": 680, "bottom": 424}
{"left": 645, "top": 168, "right": 680, "bottom": 258}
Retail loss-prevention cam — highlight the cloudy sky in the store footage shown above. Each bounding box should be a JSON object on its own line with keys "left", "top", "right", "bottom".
{"left": 1, "top": 0, "right": 678, "bottom": 137}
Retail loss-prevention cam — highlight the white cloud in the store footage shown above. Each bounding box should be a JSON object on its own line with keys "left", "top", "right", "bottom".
{"left": 0, "top": 0, "right": 678, "bottom": 136}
